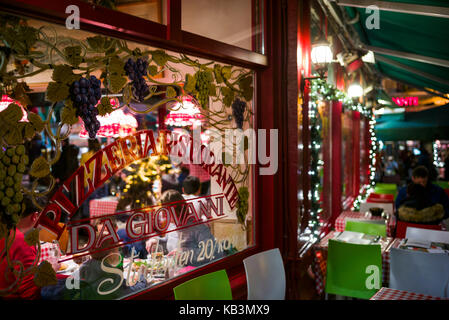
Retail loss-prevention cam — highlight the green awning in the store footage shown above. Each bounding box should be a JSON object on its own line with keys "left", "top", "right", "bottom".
{"left": 375, "top": 104, "right": 449, "bottom": 140}
{"left": 343, "top": 1, "right": 449, "bottom": 94}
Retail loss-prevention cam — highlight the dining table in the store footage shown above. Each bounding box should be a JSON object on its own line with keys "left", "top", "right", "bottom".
{"left": 335, "top": 211, "right": 396, "bottom": 237}
{"left": 370, "top": 287, "right": 448, "bottom": 300}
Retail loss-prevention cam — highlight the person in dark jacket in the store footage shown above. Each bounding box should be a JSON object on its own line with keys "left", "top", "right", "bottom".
{"left": 395, "top": 166, "right": 449, "bottom": 223}
{"left": 51, "top": 138, "right": 79, "bottom": 184}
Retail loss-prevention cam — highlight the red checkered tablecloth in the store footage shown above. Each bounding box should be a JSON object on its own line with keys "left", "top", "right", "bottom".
{"left": 311, "top": 231, "right": 398, "bottom": 296}
{"left": 335, "top": 211, "right": 396, "bottom": 237}
{"left": 188, "top": 164, "right": 210, "bottom": 183}
{"left": 370, "top": 287, "right": 448, "bottom": 300}
{"left": 89, "top": 197, "right": 119, "bottom": 219}
{"left": 38, "top": 241, "right": 61, "bottom": 267}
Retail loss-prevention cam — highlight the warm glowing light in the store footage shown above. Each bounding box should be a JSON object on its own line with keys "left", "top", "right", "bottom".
{"left": 165, "top": 96, "right": 204, "bottom": 127}
{"left": 348, "top": 83, "right": 364, "bottom": 98}
{"left": 79, "top": 98, "right": 138, "bottom": 138}
{"left": 311, "top": 43, "right": 333, "bottom": 65}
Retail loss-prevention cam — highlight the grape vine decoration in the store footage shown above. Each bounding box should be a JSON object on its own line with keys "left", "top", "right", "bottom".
{"left": 0, "top": 13, "right": 255, "bottom": 293}
{"left": 124, "top": 58, "right": 150, "bottom": 102}
{"left": 69, "top": 76, "right": 102, "bottom": 139}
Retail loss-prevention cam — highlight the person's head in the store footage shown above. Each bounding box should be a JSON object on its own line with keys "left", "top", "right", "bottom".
{"left": 411, "top": 166, "right": 429, "bottom": 187}
{"left": 61, "top": 138, "right": 69, "bottom": 147}
{"left": 16, "top": 195, "right": 40, "bottom": 233}
{"left": 182, "top": 176, "right": 201, "bottom": 195}
{"left": 181, "top": 166, "right": 190, "bottom": 176}
{"left": 160, "top": 189, "right": 185, "bottom": 220}
{"left": 88, "top": 139, "right": 101, "bottom": 152}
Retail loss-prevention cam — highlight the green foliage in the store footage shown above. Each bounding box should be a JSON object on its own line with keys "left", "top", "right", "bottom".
{"left": 236, "top": 187, "right": 249, "bottom": 225}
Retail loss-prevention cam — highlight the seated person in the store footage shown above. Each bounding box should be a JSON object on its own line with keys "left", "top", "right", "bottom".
{"left": 0, "top": 196, "right": 41, "bottom": 299}
{"left": 182, "top": 176, "right": 205, "bottom": 221}
{"left": 114, "top": 214, "right": 148, "bottom": 259}
{"left": 397, "top": 183, "right": 445, "bottom": 224}
{"left": 159, "top": 190, "right": 225, "bottom": 268}
{"left": 395, "top": 166, "right": 449, "bottom": 222}
{"left": 77, "top": 232, "right": 146, "bottom": 300}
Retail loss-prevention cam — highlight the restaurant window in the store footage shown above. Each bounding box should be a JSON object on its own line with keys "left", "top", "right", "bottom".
{"left": 341, "top": 109, "right": 354, "bottom": 205}
{"left": 181, "top": 0, "right": 264, "bottom": 53}
{"left": 317, "top": 100, "right": 331, "bottom": 222}
{"left": 0, "top": 13, "right": 255, "bottom": 300}
{"left": 81, "top": 0, "right": 167, "bottom": 25}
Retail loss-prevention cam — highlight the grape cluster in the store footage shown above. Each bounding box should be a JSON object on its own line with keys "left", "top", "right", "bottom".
{"left": 70, "top": 75, "right": 102, "bottom": 139}
{"left": 124, "top": 58, "right": 149, "bottom": 102}
{"left": 195, "top": 71, "right": 210, "bottom": 108}
{"left": 0, "top": 145, "right": 28, "bottom": 228}
{"left": 231, "top": 98, "right": 246, "bottom": 129}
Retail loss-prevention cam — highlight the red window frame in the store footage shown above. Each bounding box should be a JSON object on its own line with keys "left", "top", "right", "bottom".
{"left": 0, "top": 0, "right": 286, "bottom": 300}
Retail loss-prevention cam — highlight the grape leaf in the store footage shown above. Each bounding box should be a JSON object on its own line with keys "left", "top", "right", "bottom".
{"left": 213, "top": 64, "right": 224, "bottom": 84}
{"left": 185, "top": 74, "right": 196, "bottom": 93}
{"left": 21, "top": 122, "right": 35, "bottom": 140}
{"left": 34, "top": 261, "right": 57, "bottom": 287}
{"left": 221, "top": 87, "right": 234, "bottom": 107}
{"left": 24, "top": 228, "right": 39, "bottom": 247}
{"left": 166, "top": 86, "right": 177, "bottom": 98}
{"left": 61, "top": 106, "right": 79, "bottom": 125}
{"left": 52, "top": 65, "right": 77, "bottom": 84}
{"left": 221, "top": 66, "right": 232, "bottom": 80}
{"left": 238, "top": 75, "right": 254, "bottom": 101}
{"left": 0, "top": 103, "right": 22, "bottom": 124}
{"left": 29, "top": 156, "right": 50, "bottom": 178}
{"left": 86, "top": 36, "right": 106, "bottom": 51}
{"left": 46, "top": 81, "right": 69, "bottom": 103}
{"left": 148, "top": 65, "right": 158, "bottom": 77}
{"left": 151, "top": 50, "right": 169, "bottom": 67}
{"left": 4, "top": 126, "right": 23, "bottom": 145}
{"left": 109, "top": 74, "right": 127, "bottom": 93}
{"left": 64, "top": 46, "right": 82, "bottom": 67}
{"left": 12, "top": 83, "right": 31, "bottom": 107}
{"left": 108, "top": 56, "right": 125, "bottom": 75}
{"left": 97, "top": 97, "right": 114, "bottom": 116}
{"left": 27, "top": 112, "right": 44, "bottom": 132}
{"left": 208, "top": 83, "right": 217, "bottom": 97}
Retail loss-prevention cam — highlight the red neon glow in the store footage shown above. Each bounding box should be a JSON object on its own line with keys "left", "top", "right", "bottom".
{"left": 79, "top": 98, "right": 138, "bottom": 138}
{"left": 0, "top": 95, "right": 28, "bottom": 122}
{"left": 165, "top": 96, "right": 204, "bottom": 127}
{"left": 392, "top": 96, "right": 419, "bottom": 107}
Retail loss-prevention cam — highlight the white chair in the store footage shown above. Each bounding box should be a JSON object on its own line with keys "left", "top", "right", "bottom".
{"left": 243, "top": 248, "right": 286, "bottom": 300}
{"left": 405, "top": 227, "right": 449, "bottom": 244}
{"left": 359, "top": 201, "right": 394, "bottom": 215}
{"left": 389, "top": 248, "right": 449, "bottom": 298}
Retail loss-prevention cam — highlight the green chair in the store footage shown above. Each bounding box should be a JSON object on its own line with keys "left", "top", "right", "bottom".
{"left": 345, "top": 220, "right": 387, "bottom": 237}
{"left": 434, "top": 181, "right": 449, "bottom": 189}
{"left": 374, "top": 187, "right": 397, "bottom": 200}
{"left": 173, "top": 269, "right": 232, "bottom": 300}
{"left": 325, "top": 239, "right": 382, "bottom": 299}
{"left": 375, "top": 183, "right": 397, "bottom": 191}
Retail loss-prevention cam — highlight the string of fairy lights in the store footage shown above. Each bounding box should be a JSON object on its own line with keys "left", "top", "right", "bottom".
{"left": 351, "top": 113, "right": 378, "bottom": 211}
{"left": 299, "top": 79, "right": 377, "bottom": 242}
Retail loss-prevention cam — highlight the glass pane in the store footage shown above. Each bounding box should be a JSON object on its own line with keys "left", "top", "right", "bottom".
{"left": 341, "top": 110, "right": 354, "bottom": 201}
{"left": 0, "top": 13, "right": 255, "bottom": 300}
{"left": 80, "top": 0, "right": 166, "bottom": 25}
{"left": 182, "top": 0, "right": 264, "bottom": 53}
{"left": 318, "top": 101, "right": 331, "bottom": 222}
